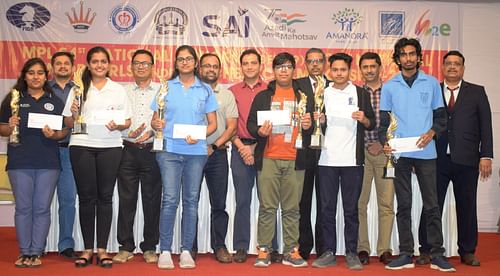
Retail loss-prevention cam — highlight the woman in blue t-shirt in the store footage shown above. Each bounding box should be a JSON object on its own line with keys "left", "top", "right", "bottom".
{"left": 0, "top": 58, "right": 68, "bottom": 268}
{"left": 151, "top": 45, "right": 218, "bottom": 269}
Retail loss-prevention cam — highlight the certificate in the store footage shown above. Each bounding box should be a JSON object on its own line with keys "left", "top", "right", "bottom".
{"left": 257, "top": 110, "right": 290, "bottom": 126}
{"left": 328, "top": 105, "right": 358, "bottom": 119}
{"left": 27, "top": 113, "right": 63, "bottom": 130}
{"left": 173, "top": 124, "right": 207, "bottom": 140}
{"left": 92, "top": 110, "right": 126, "bottom": 125}
{"left": 388, "top": 137, "right": 423, "bottom": 153}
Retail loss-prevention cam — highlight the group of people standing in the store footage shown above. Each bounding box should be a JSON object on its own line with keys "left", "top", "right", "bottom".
{"left": 0, "top": 36, "right": 492, "bottom": 273}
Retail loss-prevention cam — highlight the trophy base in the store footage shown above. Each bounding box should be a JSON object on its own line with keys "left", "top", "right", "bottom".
{"left": 295, "top": 138, "right": 303, "bottom": 149}
{"left": 72, "top": 123, "right": 87, "bottom": 135}
{"left": 309, "top": 135, "right": 322, "bottom": 149}
{"left": 8, "top": 141, "right": 21, "bottom": 147}
{"left": 383, "top": 167, "right": 396, "bottom": 179}
{"left": 152, "top": 137, "right": 164, "bottom": 152}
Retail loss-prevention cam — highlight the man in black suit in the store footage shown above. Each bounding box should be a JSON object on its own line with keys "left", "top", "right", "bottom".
{"left": 418, "top": 50, "right": 493, "bottom": 267}
{"left": 296, "top": 48, "right": 328, "bottom": 259}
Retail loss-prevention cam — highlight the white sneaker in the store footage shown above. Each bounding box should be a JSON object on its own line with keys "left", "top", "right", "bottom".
{"left": 158, "top": 251, "right": 174, "bottom": 269}
{"left": 179, "top": 250, "right": 196, "bottom": 269}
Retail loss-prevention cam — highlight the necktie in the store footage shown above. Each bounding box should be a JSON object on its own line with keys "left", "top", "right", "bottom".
{"left": 447, "top": 86, "right": 458, "bottom": 111}
{"left": 313, "top": 81, "right": 318, "bottom": 90}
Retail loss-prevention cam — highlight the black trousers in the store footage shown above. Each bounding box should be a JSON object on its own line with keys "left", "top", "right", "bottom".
{"left": 117, "top": 145, "right": 162, "bottom": 252}
{"left": 419, "top": 154, "right": 479, "bottom": 256}
{"left": 70, "top": 146, "right": 122, "bottom": 249}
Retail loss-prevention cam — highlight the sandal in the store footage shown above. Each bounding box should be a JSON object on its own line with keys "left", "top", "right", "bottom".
{"left": 96, "top": 252, "right": 113, "bottom": 268}
{"left": 75, "top": 251, "right": 93, "bottom": 268}
{"left": 29, "top": 255, "right": 42, "bottom": 267}
{"left": 14, "top": 255, "right": 30, "bottom": 268}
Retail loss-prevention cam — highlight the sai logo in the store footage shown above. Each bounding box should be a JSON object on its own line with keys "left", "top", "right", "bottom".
{"left": 415, "top": 10, "right": 451, "bottom": 36}
{"left": 154, "top": 7, "right": 188, "bottom": 36}
{"left": 331, "top": 8, "right": 362, "bottom": 32}
{"left": 379, "top": 11, "right": 404, "bottom": 37}
{"left": 6, "top": 2, "right": 51, "bottom": 31}
{"left": 202, "top": 6, "right": 249, "bottom": 37}
{"left": 66, "top": 1, "right": 96, "bottom": 33}
{"left": 109, "top": 4, "right": 140, "bottom": 34}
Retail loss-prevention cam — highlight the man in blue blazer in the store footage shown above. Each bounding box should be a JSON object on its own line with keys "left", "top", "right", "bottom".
{"left": 418, "top": 50, "right": 493, "bottom": 267}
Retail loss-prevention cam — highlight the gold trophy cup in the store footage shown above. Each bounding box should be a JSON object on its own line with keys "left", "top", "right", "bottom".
{"left": 310, "top": 75, "right": 325, "bottom": 149}
{"left": 294, "top": 90, "right": 308, "bottom": 149}
{"left": 383, "top": 113, "right": 398, "bottom": 178}
{"left": 72, "top": 66, "right": 87, "bottom": 134}
{"left": 9, "top": 89, "right": 21, "bottom": 146}
{"left": 152, "top": 79, "right": 169, "bottom": 151}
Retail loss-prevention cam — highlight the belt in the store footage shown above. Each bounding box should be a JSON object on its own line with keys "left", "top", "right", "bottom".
{"left": 240, "top": 138, "right": 257, "bottom": 145}
{"left": 123, "top": 140, "right": 153, "bottom": 150}
{"left": 58, "top": 142, "right": 69, "bottom": 148}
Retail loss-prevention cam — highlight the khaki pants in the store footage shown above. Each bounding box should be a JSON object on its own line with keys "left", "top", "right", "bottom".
{"left": 357, "top": 149, "right": 395, "bottom": 256}
{"left": 257, "top": 158, "right": 304, "bottom": 253}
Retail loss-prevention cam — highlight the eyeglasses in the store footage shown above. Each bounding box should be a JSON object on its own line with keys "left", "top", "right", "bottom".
{"left": 132, "top": 61, "right": 153, "bottom": 68}
{"left": 200, "top": 64, "right": 220, "bottom": 70}
{"left": 306, "top": 58, "right": 324, "bottom": 65}
{"left": 444, "top": 61, "right": 463, "bottom": 67}
{"left": 275, "top": 64, "right": 294, "bottom": 71}
{"left": 177, "top": 56, "right": 195, "bottom": 63}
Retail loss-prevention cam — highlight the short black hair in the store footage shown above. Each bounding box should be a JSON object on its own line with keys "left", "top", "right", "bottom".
{"left": 200, "top": 53, "right": 221, "bottom": 67}
{"left": 132, "top": 49, "right": 154, "bottom": 64}
{"left": 443, "top": 50, "right": 465, "bottom": 65}
{"left": 51, "top": 51, "right": 74, "bottom": 65}
{"left": 359, "top": 52, "right": 381, "bottom": 67}
{"left": 328, "top": 53, "right": 353, "bottom": 69}
{"left": 305, "top": 48, "right": 326, "bottom": 61}
{"left": 240, "top": 49, "right": 261, "bottom": 65}
{"left": 272, "top": 52, "right": 296, "bottom": 69}
{"left": 392, "top": 37, "right": 422, "bottom": 70}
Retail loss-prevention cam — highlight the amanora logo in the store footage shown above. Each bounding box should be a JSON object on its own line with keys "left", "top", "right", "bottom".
{"left": 326, "top": 8, "right": 368, "bottom": 42}
{"left": 6, "top": 2, "right": 51, "bottom": 31}
{"left": 415, "top": 10, "right": 451, "bottom": 37}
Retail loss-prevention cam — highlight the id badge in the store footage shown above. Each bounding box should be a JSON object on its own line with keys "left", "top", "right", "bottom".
{"left": 284, "top": 126, "right": 292, "bottom": 143}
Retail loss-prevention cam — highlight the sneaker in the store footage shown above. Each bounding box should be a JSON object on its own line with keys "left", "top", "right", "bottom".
{"left": 346, "top": 253, "right": 363, "bottom": 270}
{"left": 271, "top": 250, "right": 282, "bottom": 263}
{"left": 430, "top": 256, "right": 456, "bottom": 272}
{"left": 179, "top": 250, "right": 195, "bottom": 269}
{"left": 233, "top": 249, "right": 247, "bottom": 263}
{"left": 157, "top": 251, "right": 174, "bottom": 269}
{"left": 385, "top": 255, "right": 415, "bottom": 270}
{"left": 312, "top": 250, "right": 336, "bottom": 268}
{"left": 416, "top": 252, "right": 431, "bottom": 265}
{"left": 113, "top": 250, "right": 134, "bottom": 263}
{"left": 254, "top": 247, "right": 271, "bottom": 268}
{"left": 282, "top": 248, "right": 307, "bottom": 267}
{"left": 143, "top": 250, "right": 158, "bottom": 264}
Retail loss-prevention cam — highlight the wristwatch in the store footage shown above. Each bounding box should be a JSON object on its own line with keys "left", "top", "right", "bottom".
{"left": 211, "top": 144, "right": 218, "bottom": 151}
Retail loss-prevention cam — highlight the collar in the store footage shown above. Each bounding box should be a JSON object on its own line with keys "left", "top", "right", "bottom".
{"left": 363, "top": 83, "right": 382, "bottom": 93}
{"left": 444, "top": 80, "right": 462, "bottom": 91}
{"left": 48, "top": 79, "right": 74, "bottom": 89}
{"left": 172, "top": 76, "right": 204, "bottom": 88}
{"left": 242, "top": 77, "right": 264, "bottom": 89}
{"left": 132, "top": 80, "right": 157, "bottom": 91}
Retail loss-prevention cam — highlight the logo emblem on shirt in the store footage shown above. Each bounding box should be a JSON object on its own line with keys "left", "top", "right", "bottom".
{"left": 44, "top": 103, "right": 55, "bottom": 111}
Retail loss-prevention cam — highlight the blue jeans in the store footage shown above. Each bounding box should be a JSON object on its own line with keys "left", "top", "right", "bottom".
{"left": 56, "top": 147, "right": 76, "bottom": 252}
{"left": 157, "top": 151, "right": 207, "bottom": 252}
{"left": 9, "top": 169, "right": 59, "bottom": 255}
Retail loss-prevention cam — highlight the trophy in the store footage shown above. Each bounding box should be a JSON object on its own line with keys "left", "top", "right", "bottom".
{"left": 9, "top": 89, "right": 21, "bottom": 146}
{"left": 152, "top": 78, "right": 169, "bottom": 151}
{"left": 294, "top": 90, "right": 308, "bottom": 149}
{"left": 72, "top": 66, "right": 87, "bottom": 134}
{"left": 383, "top": 113, "right": 398, "bottom": 179}
{"left": 309, "top": 75, "right": 325, "bottom": 149}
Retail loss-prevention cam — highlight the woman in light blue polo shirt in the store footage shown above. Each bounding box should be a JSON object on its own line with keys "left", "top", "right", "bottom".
{"left": 151, "top": 45, "right": 218, "bottom": 269}
{"left": 0, "top": 58, "right": 68, "bottom": 268}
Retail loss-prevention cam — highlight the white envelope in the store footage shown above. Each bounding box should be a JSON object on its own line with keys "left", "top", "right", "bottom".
{"left": 257, "top": 110, "right": 290, "bottom": 126}
{"left": 92, "top": 110, "right": 126, "bottom": 125}
{"left": 388, "top": 137, "right": 423, "bottom": 153}
{"left": 27, "top": 113, "right": 63, "bottom": 130}
{"left": 173, "top": 124, "right": 207, "bottom": 140}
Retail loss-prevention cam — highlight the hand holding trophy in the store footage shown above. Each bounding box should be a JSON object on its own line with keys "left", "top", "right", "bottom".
{"left": 295, "top": 90, "right": 308, "bottom": 149}
{"left": 310, "top": 75, "right": 325, "bottom": 149}
{"left": 384, "top": 113, "right": 398, "bottom": 178}
{"left": 152, "top": 78, "right": 169, "bottom": 151}
{"left": 8, "top": 89, "right": 21, "bottom": 146}
{"left": 72, "top": 66, "right": 87, "bottom": 134}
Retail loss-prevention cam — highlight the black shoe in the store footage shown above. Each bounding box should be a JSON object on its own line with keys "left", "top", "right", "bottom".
{"left": 379, "top": 251, "right": 393, "bottom": 265}
{"left": 415, "top": 252, "right": 431, "bottom": 265}
{"left": 60, "top": 248, "right": 78, "bottom": 259}
{"left": 460, "top": 253, "right": 480, "bottom": 266}
{"left": 270, "top": 250, "right": 282, "bottom": 263}
{"left": 358, "top": 251, "right": 369, "bottom": 265}
{"left": 299, "top": 250, "right": 310, "bottom": 260}
{"left": 233, "top": 249, "right": 247, "bottom": 263}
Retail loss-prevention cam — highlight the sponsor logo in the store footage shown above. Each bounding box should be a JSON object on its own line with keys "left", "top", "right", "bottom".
{"left": 202, "top": 6, "right": 249, "bottom": 37}
{"left": 66, "top": 0, "right": 96, "bottom": 33}
{"left": 6, "top": 2, "right": 51, "bottom": 31}
{"left": 154, "top": 7, "right": 187, "bottom": 36}
{"left": 379, "top": 11, "right": 404, "bottom": 37}
{"left": 109, "top": 4, "right": 140, "bottom": 33}
{"left": 415, "top": 10, "right": 451, "bottom": 36}
{"left": 262, "top": 8, "right": 317, "bottom": 41}
{"left": 326, "top": 8, "right": 368, "bottom": 42}
{"left": 44, "top": 103, "right": 54, "bottom": 111}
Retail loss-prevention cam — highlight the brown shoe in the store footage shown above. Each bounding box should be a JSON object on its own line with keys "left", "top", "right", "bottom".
{"left": 358, "top": 251, "right": 369, "bottom": 265}
{"left": 415, "top": 252, "right": 431, "bottom": 265}
{"left": 233, "top": 249, "right": 247, "bottom": 263}
{"left": 112, "top": 250, "right": 133, "bottom": 263}
{"left": 215, "top": 247, "right": 232, "bottom": 263}
{"left": 379, "top": 251, "right": 392, "bottom": 265}
{"left": 460, "top": 253, "right": 480, "bottom": 266}
{"left": 143, "top": 250, "right": 158, "bottom": 264}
